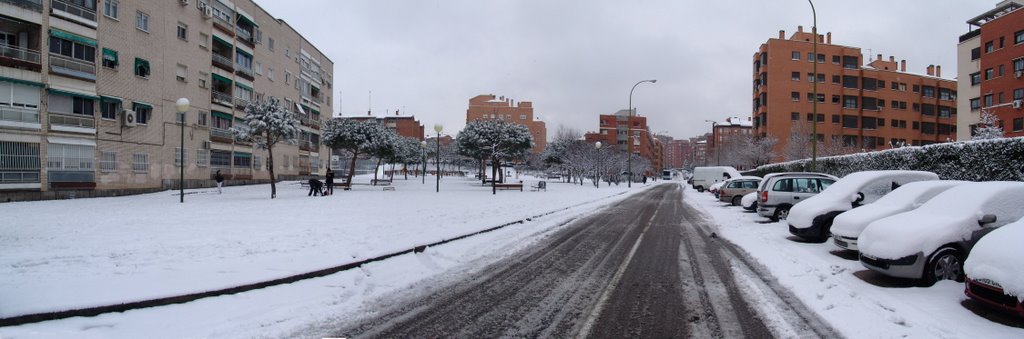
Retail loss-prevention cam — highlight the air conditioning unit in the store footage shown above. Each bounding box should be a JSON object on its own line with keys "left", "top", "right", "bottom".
{"left": 180, "top": 0, "right": 189, "bottom": 6}
{"left": 202, "top": 141, "right": 212, "bottom": 149}
{"left": 1014, "top": 100, "right": 1023, "bottom": 109}
{"left": 201, "top": 5, "right": 212, "bottom": 18}
{"left": 122, "top": 109, "right": 137, "bottom": 127}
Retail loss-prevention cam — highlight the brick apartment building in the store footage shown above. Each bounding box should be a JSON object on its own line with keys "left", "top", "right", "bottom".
{"left": 0, "top": 0, "right": 333, "bottom": 200}
{"left": 753, "top": 27, "right": 958, "bottom": 161}
{"left": 708, "top": 116, "right": 753, "bottom": 169}
{"left": 466, "top": 94, "right": 546, "bottom": 155}
{"left": 342, "top": 112, "right": 425, "bottom": 140}
{"left": 583, "top": 109, "right": 664, "bottom": 173}
{"left": 958, "top": 1, "right": 1024, "bottom": 138}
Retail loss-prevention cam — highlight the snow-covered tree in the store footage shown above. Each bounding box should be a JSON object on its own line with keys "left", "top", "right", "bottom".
{"left": 973, "top": 109, "right": 1004, "bottom": 140}
{"left": 232, "top": 97, "right": 298, "bottom": 199}
{"left": 322, "top": 119, "right": 391, "bottom": 186}
{"left": 456, "top": 119, "right": 534, "bottom": 194}
{"left": 387, "top": 136, "right": 424, "bottom": 180}
{"left": 783, "top": 122, "right": 813, "bottom": 161}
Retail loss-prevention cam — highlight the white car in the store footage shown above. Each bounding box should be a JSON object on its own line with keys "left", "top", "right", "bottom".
{"left": 741, "top": 192, "right": 759, "bottom": 211}
{"left": 757, "top": 172, "right": 839, "bottom": 221}
{"left": 788, "top": 170, "right": 939, "bottom": 242}
{"left": 708, "top": 181, "right": 727, "bottom": 196}
{"left": 964, "top": 217, "right": 1024, "bottom": 317}
{"left": 859, "top": 181, "right": 1024, "bottom": 284}
{"left": 831, "top": 180, "right": 966, "bottom": 251}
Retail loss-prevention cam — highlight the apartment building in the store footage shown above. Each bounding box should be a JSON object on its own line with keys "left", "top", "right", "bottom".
{"left": 708, "top": 116, "right": 753, "bottom": 169}
{"left": 0, "top": 0, "right": 332, "bottom": 201}
{"left": 344, "top": 113, "right": 425, "bottom": 140}
{"left": 752, "top": 27, "right": 957, "bottom": 161}
{"left": 958, "top": 1, "right": 1024, "bottom": 138}
{"left": 583, "top": 109, "right": 664, "bottom": 173}
{"left": 465, "top": 94, "right": 546, "bottom": 155}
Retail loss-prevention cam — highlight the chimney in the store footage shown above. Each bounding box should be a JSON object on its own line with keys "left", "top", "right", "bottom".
{"left": 877, "top": 54, "right": 882, "bottom": 62}
{"left": 779, "top": 30, "right": 785, "bottom": 39}
{"left": 826, "top": 32, "right": 831, "bottom": 44}
{"left": 798, "top": 25, "right": 803, "bottom": 33}
{"left": 936, "top": 65, "right": 942, "bottom": 78}
{"left": 927, "top": 64, "right": 935, "bottom": 76}
{"left": 367, "top": 110, "right": 371, "bottom": 116}
{"left": 900, "top": 60, "right": 906, "bottom": 72}
{"left": 889, "top": 56, "right": 895, "bottom": 62}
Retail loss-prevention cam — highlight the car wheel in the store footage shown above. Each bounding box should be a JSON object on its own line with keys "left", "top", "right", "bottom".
{"left": 697, "top": 186, "right": 705, "bottom": 193}
{"left": 731, "top": 196, "right": 742, "bottom": 206}
{"left": 924, "top": 247, "right": 964, "bottom": 285}
{"left": 773, "top": 206, "right": 791, "bottom": 221}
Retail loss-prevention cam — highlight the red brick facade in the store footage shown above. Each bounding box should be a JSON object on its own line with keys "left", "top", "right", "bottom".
{"left": 466, "top": 94, "right": 547, "bottom": 154}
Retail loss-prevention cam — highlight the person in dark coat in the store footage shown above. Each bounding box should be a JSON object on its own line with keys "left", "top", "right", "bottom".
{"left": 307, "top": 177, "right": 323, "bottom": 196}
{"left": 325, "top": 168, "right": 335, "bottom": 195}
{"left": 215, "top": 170, "right": 224, "bottom": 194}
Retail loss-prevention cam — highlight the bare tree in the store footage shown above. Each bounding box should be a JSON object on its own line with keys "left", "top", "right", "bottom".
{"left": 783, "top": 122, "right": 813, "bottom": 161}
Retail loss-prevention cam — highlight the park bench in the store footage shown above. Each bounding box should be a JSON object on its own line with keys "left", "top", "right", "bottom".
{"left": 382, "top": 186, "right": 396, "bottom": 191}
{"left": 371, "top": 178, "right": 393, "bottom": 186}
{"left": 494, "top": 182, "right": 523, "bottom": 191}
{"left": 531, "top": 181, "right": 547, "bottom": 192}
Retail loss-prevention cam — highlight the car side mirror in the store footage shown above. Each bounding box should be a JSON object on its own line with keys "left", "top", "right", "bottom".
{"left": 851, "top": 192, "right": 865, "bottom": 204}
{"left": 978, "top": 214, "right": 997, "bottom": 226}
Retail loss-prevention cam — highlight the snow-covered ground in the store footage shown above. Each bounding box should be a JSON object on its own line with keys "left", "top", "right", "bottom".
{"left": 686, "top": 188, "right": 1024, "bottom": 338}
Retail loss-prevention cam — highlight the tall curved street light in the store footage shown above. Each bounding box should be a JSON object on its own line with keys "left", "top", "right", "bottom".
{"left": 434, "top": 124, "right": 443, "bottom": 193}
{"left": 627, "top": 79, "right": 656, "bottom": 188}
{"left": 175, "top": 97, "right": 189, "bottom": 203}
{"left": 809, "top": 0, "right": 818, "bottom": 171}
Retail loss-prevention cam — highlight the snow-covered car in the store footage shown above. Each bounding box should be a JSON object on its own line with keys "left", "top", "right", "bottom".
{"left": 718, "top": 176, "right": 762, "bottom": 206}
{"left": 831, "top": 180, "right": 967, "bottom": 251}
{"left": 964, "top": 217, "right": 1024, "bottom": 318}
{"left": 741, "top": 192, "right": 758, "bottom": 211}
{"left": 859, "top": 181, "right": 1024, "bottom": 284}
{"left": 708, "top": 181, "right": 726, "bottom": 197}
{"left": 788, "top": 170, "right": 939, "bottom": 242}
{"left": 757, "top": 172, "right": 839, "bottom": 222}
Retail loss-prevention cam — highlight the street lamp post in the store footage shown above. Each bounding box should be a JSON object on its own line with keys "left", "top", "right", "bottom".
{"left": 809, "top": 0, "right": 818, "bottom": 171}
{"left": 420, "top": 140, "right": 427, "bottom": 184}
{"left": 595, "top": 141, "right": 602, "bottom": 188}
{"left": 627, "top": 79, "right": 656, "bottom": 188}
{"left": 705, "top": 120, "right": 719, "bottom": 166}
{"left": 175, "top": 98, "right": 189, "bottom": 203}
{"left": 434, "top": 124, "right": 443, "bottom": 192}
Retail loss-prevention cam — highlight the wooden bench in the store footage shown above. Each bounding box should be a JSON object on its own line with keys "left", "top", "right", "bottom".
{"left": 382, "top": 186, "right": 396, "bottom": 191}
{"left": 531, "top": 181, "right": 547, "bottom": 192}
{"left": 371, "top": 179, "right": 393, "bottom": 186}
{"left": 494, "top": 183, "right": 523, "bottom": 191}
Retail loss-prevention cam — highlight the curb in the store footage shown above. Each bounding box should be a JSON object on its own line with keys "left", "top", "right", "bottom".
{"left": 0, "top": 190, "right": 633, "bottom": 327}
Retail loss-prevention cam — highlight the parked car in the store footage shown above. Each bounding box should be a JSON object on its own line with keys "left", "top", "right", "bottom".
{"left": 859, "top": 181, "right": 1024, "bottom": 285}
{"left": 661, "top": 170, "right": 673, "bottom": 180}
{"left": 691, "top": 166, "right": 741, "bottom": 192}
{"left": 741, "top": 192, "right": 758, "bottom": 211}
{"left": 788, "top": 170, "right": 939, "bottom": 242}
{"left": 831, "top": 180, "right": 966, "bottom": 251}
{"left": 709, "top": 181, "right": 727, "bottom": 197}
{"left": 964, "top": 217, "right": 1024, "bottom": 318}
{"left": 719, "top": 176, "right": 762, "bottom": 206}
{"left": 757, "top": 172, "right": 839, "bottom": 222}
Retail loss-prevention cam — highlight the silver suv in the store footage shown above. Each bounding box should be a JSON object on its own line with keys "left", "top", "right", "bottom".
{"left": 757, "top": 172, "right": 838, "bottom": 222}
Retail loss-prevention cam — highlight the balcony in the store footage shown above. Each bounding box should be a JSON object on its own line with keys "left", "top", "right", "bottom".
{"left": 0, "top": 106, "right": 41, "bottom": 129}
{"left": 235, "top": 64, "right": 254, "bottom": 80}
{"left": 48, "top": 112, "right": 95, "bottom": 133}
{"left": 1, "top": 0, "right": 43, "bottom": 12}
{"left": 210, "top": 127, "right": 233, "bottom": 143}
{"left": 230, "top": 167, "right": 252, "bottom": 180}
{"left": 299, "top": 140, "right": 316, "bottom": 152}
{"left": 235, "top": 28, "right": 254, "bottom": 46}
{"left": 297, "top": 114, "right": 320, "bottom": 129}
{"left": 211, "top": 90, "right": 232, "bottom": 106}
{"left": 213, "top": 14, "right": 234, "bottom": 35}
{"left": 49, "top": 54, "right": 95, "bottom": 81}
{"left": 50, "top": 0, "right": 96, "bottom": 25}
{"left": 1, "top": 170, "right": 40, "bottom": 184}
{"left": 211, "top": 53, "right": 233, "bottom": 71}
{"left": 0, "top": 44, "right": 42, "bottom": 71}
{"left": 233, "top": 97, "right": 250, "bottom": 109}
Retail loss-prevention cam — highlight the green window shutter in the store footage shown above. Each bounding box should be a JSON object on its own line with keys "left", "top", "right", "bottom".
{"left": 235, "top": 82, "right": 253, "bottom": 91}
{"left": 211, "top": 73, "right": 233, "bottom": 84}
{"left": 46, "top": 88, "right": 99, "bottom": 100}
{"left": 212, "top": 111, "right": 233, "bottom": 120}
{"left": 212, "top": 35, "right": 232, "bottom": 46}
{"left": 100, "top": 95, "right": 122, "bottom": 104}
{"left": 102, "top": 48, "right": 118, "bottom": 65}
{"left": 134, "top": 58, "right": 150, "bottom": 76}
{"left": 132, "top": 101, "right": 153, "bottom": 109}
{"left": 0, "top": 76, "right": 45, "bottom": 87}
{"left": 49, "top": 29, "right": 97, "bottom": 47}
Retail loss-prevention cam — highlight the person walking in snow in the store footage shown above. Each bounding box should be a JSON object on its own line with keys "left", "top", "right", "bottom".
{"left": 325, "top": 168, "right": 335, "bottom": 196}
{"left": 307, "top": 177, "right": 323, "bottom": 196}
{"left": 215, "top": 170, "right": 224, "bottom": 194}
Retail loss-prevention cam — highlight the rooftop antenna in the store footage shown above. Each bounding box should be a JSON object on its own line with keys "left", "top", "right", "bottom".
{"left": 367, "top": 90, "right": 372, "bottom": 116}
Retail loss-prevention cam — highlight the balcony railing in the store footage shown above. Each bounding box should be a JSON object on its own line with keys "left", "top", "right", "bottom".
{"left": 0, "top": 106, "right": 40, "bottom": 124}
{"left": 234, "top": 97, "right": 250, "bottom": 109}
{"left": 0, "top": 44, "right": 41, "bottom": 65}
{"left": 210, "top": 127, "right": 233, "bottom": 143}
{"left": 213, "top": 14, "right": 233, "bottom": 34}
{"left": 49, "top": 54, "right": 95, "bottom": 81}
{"left": 211, "top": 91, "right": 232, "bottom": 106}
{"left": 0, "top": 171, "right": 40, "bottom": 184}
{"left": 211, "top": 53, "right": 233, "bottom": 71}
{"left": 49, "top": 113, "right": 95, "bottom": 129}
{"left": 235, "top": 64, "right": 254, "bottom": 79}
{"left": 235, "top": 28, "right": 253, "bottom": 45}
{"left": 51, "top": 0, "right": 96, "bottom": 22}
{"left": 299, "top": 140, "right": 316, "bottom": 152}
{"left": 1, "top": 0, "right": 43, "bottom": 12}
{"left": 297, "top": 114, "right": 321, "bottom": 129}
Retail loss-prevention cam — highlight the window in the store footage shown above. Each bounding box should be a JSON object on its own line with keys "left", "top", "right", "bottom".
{"left": 175, "top": 148, "right": 187, "bottom": 167}
{"left": 103, "top": 0, "right": 118, "bottom": 19}
{"left": 832, "top": 115, "right": 840, "bottom": 123}
{"left": 939, "top": 106, "right": 952, "bottom": 118}
{"left": 101, "top": 48, "right": 117, "bottom": 68}
{"left": 985, "top": 41, "right": 994, "bottom": 53}
{"left": 912, "top": 121, "right": 920, "bottom": 130}
{"left": 971, "top": 47, "right": 981, "bottom": 60}
{"left": 817, "top": 73, "right": 825, "bottom": 83}
{"left": 136, "top": 11, "right": 149, "bottom": 32}
{"left": 268, "top": 37, "right": 275, "bottom": 51}
{"left": 1015, "top": 58, "right": 1024, "bottom": 72}
{"left": 939, "top": 88, "right": 954, "bottom": 101}
{"left": 49, "top": 36, "right": 95, "bottom": 63}
{"left": 132, "top": 102, "right": 152, "bottom": 124}
{"left": 1016, "top": 30, "right": 1024, "bottom": 45}
{"left": 983, "top": 94, "right": 994, "bottom": 107}
{"left": 198, "top": 71, "right": 208, "bottom": 88}
{"left": 47, "top": 93, "right": 94, "bottom": 116}
{"left": 985, "top": 68, "right": 993, "bottom": 80}
{"left": 46, "top": 143, "right": 94, "bottom": 179}
{"left": 197, "top": 149, "right": 209, "bottom": 167}
{"left": 862, "top": 78, "right": 876, "bottom": 91}
{"left": 806, "top": 73, "right": 815, "bottom": 82}
{"left": 817, "top": 94, "right": 825, "bottom": 103}
{"left": 520, "top": 114, "right": 527, "bottom": 120}
{"left": 198, "top": 110, "right": 208, "bottom": 126}
{"left": 843, "top": 95, "right": 858, "bottom": 109}
{"left": 199, "top": 33, "right": 209, "bottom": 50}
{"left": 254, "top": 156, "right": 262, "bottom": 171}
{"left": 100, "top": 150, "right": 116, "bottom": 172}
{"left": 842, "top": 56, "right": 858, "bottom": 69}
{"left": 791, "top": 112, "right": 799, "bottom": 121}
{"left": 998, "top": 64, "right": 1005, "bottom": 77}
{"left": 791, "top": 92, "right": 800, "bottom": 101}
{"left": 921, "top": 86, "right": 935, "bottom": 98}
{"left": 134, "top": 58, "right": 150, "bottom": 78}
{"left": 842, "top": 115, "right": 858, "bottom": 128}
{"left": 807, "top": 52, "right": 814, "bottom": 61}
{"left": 921, "top": 122, "right": 935, "bottom": 135}
{"left": 1015, "top": 118, "right": 1024, "bottom": 132}
{"left": 1014, "top": 88, "right": 1024, "bottom": 101}
{"left": 832, "top": 75, "right": 840, "bottom": 84}
{"left": 268, "top": 67, "right": 275, "bottom": 81}
{"left": 832, "top": 95, "right": 840, "bottom": 104}
{"left": 175, "top": 22, "right": 188, "bottom": 41}
{"left": 912, "top": 103, "right": 920, "bottom": 112}
{"left": 878, "top": 80, "right": 885, "bottom": 89}
{"left": 817, "top": 54, "right": 825, "bottom": 63}
{"left": 792, "top": 72, "right": 800, "bottom": 81}
{"left": 132, "top": 153, "right": 148, "bottom": 173}
{"left": 862, "top": 117, "right": 877, "bottom": 130}
{"left": 100, "top": 98, "right": 119, "bottom": 120}
{"left": 912, "top": 85, "right": 920, "bottom": 93}
{"left": 233, "top": 152, "right": 252, "bottom": 168}
{"left": 792, "top": 51, "right": 800, "bottom": 60}
{"left": 285, "top": 71, "right": 291, "bottom": 84}
{"left": 807, "top": 93, "right": 814, "bottom": 102}
{"left": 176, "top": 64, "right": 187, "bottom": 82}
{"left": 254, "top": 61, "right": 262, "bottom": 75}
{"left": 862, "top": 97, "right": 878, "bottom": 110}
{"left": 832, "top": 55, "right": 840, "bottom": 64}
{"left": 843, "top": 75, "right": 858, "bottom": 89}
{"left": 878, "top": 99, "right": 886, "bottom": 109}
{"left": 806, "top": 113, "right": 814, "bottom": 122}
{"left": 842, "top": 135, "right": 858, "bottom": 147}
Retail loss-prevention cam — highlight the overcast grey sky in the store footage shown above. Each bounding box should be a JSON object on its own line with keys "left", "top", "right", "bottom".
{"left": 254, "top": 0, "right": 992, "bottom": 140}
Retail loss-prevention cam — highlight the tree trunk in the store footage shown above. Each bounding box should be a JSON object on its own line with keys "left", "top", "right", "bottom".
{"left": 389, "top": 162, "right": 396, "bottom": 180}
{"left": 491, "top": 159, "right": 498, "bottom": 195}
{"left": 347, "top": 150, "right": 360, "bottom": 186}
{"left": 266, "top": 130, "right": 277, "bottom": 199}
{"left": 403, "top": 163, "right": 408, "bottom": 180}
{"left": 480, "top": 158, "right": 486, "bottom": 184}
{"left": 374, "top": 158, "right": 382, "bottom": 182}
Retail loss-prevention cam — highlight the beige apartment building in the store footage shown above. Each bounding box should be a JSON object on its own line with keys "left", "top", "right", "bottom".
{"left": 0, "top": 0, "right": 332, "bottom": 201}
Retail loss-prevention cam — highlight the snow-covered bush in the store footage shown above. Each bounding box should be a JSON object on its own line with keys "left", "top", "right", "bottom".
{"left": 751, "top": 137, "right": 1024, "bottom": 181}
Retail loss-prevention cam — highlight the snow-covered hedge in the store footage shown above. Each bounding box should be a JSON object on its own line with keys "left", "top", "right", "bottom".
{"left": 750, "top": 137, "right": 1024, "bottom": 181}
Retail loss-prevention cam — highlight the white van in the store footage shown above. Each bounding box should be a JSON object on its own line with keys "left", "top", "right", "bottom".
{"left": 690, "top": 166, "right": 741, "bottom": 192}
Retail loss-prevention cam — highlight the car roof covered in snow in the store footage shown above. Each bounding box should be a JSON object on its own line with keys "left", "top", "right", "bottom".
{"left": 858, "top": 181, "right": 1024, "bottom": 260}
{"left": 788, "top": 171, "right": 938, "bottom": 229}
{"left": 965, "top": 217, "right": 1024, "bottom": 300}
{"left": 831, "top": 180, "right": 969, "bottom": 238}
